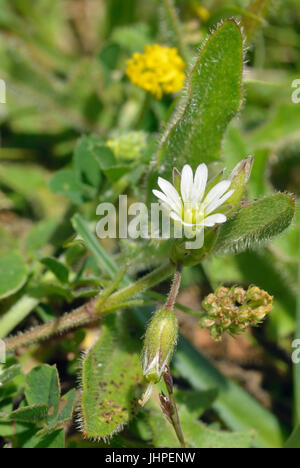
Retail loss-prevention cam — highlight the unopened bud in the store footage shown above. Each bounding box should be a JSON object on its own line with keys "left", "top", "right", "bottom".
{"left": 141, "top": 308, "right": 178, "bottom": 385}
{"left": 226, "top": 156, "right": 254, "bottom": 213}
{"left": 139, "top": 308, "right": 178, "bottom": 406}
{"left": 200, "top": 285, "right": 273, "bottom": 341}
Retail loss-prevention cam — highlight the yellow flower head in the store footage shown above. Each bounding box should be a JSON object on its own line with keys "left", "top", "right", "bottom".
{"left": 126, "top": 44, "right": 185, "bottom": 99}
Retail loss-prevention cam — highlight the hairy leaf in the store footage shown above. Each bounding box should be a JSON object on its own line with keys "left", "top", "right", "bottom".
{"left": 156, "top": 19, "right": 243, "bottom": 177}
{"left": 80, "top": 313, "right": 144, "bottom": 439}
{"left": 214, "top": 194, "right": 295, "bottom": 254}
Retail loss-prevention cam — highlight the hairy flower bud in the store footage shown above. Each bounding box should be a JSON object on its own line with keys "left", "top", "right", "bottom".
{"left": 141, "top": 308, "right": 178, "bottom": 384}
{"left": 200, "top": 285, "right": 273, "bottom": 341}
{"left": 226, "top": 156, "right": 254, "bottom": 214}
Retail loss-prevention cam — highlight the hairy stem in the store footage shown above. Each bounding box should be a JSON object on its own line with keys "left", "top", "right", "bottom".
{"left": 165, "top": 263, "right": 183, "bottom": 310}
{"left": 4, "top": 262, "right": 175, "bottom": 352}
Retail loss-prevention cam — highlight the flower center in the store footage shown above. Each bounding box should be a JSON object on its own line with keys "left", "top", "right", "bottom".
{"left": 182, "top": 203, "right": 205, "bottom": 226}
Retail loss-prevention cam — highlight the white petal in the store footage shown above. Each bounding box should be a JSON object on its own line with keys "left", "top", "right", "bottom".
{"left": 205, "top": 189, "right": 234, "bottom": 214}
{"left": 180, "top": 165, "right": 193, "bottom": 202}
{"left": 203, "top": 180, "right": 232, "bottom": 207}
{"left": 152, "top": 189, "right": 180, "bottom": 214}
{"left": 191, "top": 163, "right": 208, "bottom": 204}
{"left": 203, "top": 213, "right": 227, "bottom": 226}
{"left": 170, "top": 211, "right": 182, "bottom": 222}
{"left": 158, "top": 177, "right": 182, "bottom": 212}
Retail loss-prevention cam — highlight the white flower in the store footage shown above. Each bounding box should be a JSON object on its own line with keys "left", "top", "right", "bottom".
{"left": 153, "top": 163, "right": 234, "bottom": 238}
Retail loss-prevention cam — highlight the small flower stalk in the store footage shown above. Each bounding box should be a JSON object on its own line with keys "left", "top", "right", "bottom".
{"left": 159, "top": 366, "right": 186, "bottom": 448}
{"left": 200, "top": 285, "right": 273, "bottom": 341}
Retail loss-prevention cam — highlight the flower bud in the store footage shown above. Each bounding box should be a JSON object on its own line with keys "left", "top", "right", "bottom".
{"left": 200, "top": 285, "right": 273, "bottom": 341}
{"left": 141, "top": 308, "right": 178, "bottom": 385}
{"left": 226, "top": 156, "right": 254, "bottom": 214}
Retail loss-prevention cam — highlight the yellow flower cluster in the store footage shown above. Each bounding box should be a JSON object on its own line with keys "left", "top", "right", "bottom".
{"left": 126, "top": 44, "right": 185, "bottom": 99}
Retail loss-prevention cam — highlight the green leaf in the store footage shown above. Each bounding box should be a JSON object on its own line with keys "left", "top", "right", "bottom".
{"left": 148, "top": 392, "right": 254, "bottom": 448}
{"left": 92, "top": 145, "right": 116, "bottom": 169}
{"left": 92, "top": 145, "right": 130, "bottom": 182}
{"left": 25, "top": 219, "right": 60, "bottom": 252}
{"left": 40, "top": 257, "right": 69, "bottom": 284}
{"left": 49, "top": 169, "right": 86, "bottom": 205}
{"left": 179, "top": 412, "right": 255, "bottom": 448}
{"left": 174, "top": 335, "right": 284, "bottom": 448}
{"left": 36, "top": 389, "right": 75, "bottom": 437}
{"left": 156, "top": 19, "right": 243, "bottom": 177}
{"left": 74, "top": 137, "right": 102, "bottom": 189}
{"left": 28, "top": 283, "right": 72, "bottom": 302}
{"left": 71, "top": 213, "right": 120, "bottom": 280}
{"left": 174, "top": 389, "right": 217, "bottom": 418}
{"left": 0, "top": 252, "right": 28, "bottom": 300}
{"left": 8, "top": 404, "right": 49, "bottom": 423}
{"left": 80, "top": 313, "right": 144, "bottom": 439}
{"left": 0, "top": 365, "right": 21, "bottom": 385}
{"left": 34, "top": 428, "right": 65, "bottom": 449}
{"left": 25, "top": 365, "right": 60, "bottom": 419}
{"left": 215, "top": 194, "right": 295, "bottom": 254}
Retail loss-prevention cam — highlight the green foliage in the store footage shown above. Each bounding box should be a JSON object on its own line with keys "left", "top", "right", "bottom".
{"left": 156, "top": 19, "right": 243, "bottom": 178}
{"left": 148, "top": 389, "right": 254, "bottom": 448}
{"left": 40, "top": 257, "right": 69, "bottom": 284}
{"left": 0, "top": 0, "right": 299, "bottom": 450}
{"left": 0, "top": 252, "right": 27, "bottom": 299}
{"left": 174, "top": 336, "right": 285, "bottom": 448}
{"left": 0, "top": 364, "right": 75, "bottom": 448}
{"left": 80, "top": 313, "right": 144, "bottom": 439}
{"left": 215, "top": 194, "right": 295, "bottom": 254}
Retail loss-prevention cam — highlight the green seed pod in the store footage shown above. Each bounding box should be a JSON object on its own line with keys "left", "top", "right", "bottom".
{"left": 141, "top": 308, "right": 178, "bottom": 384}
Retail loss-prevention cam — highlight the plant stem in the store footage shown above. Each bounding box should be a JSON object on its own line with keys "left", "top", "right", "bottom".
{"left": 165, "top": 263, "right": 183, "bottom": 310}
{"left": 4, "top": 262, "right": 175, "bottom": 352}
{"left": 163, "top": 366, "right": 186, "bottom": 448}
{"left": 161, "top": 0, "right": 188, "bottom": 62}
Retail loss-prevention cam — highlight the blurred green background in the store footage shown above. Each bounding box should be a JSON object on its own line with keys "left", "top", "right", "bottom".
{"left": 0, "top": 0, "right": 300, "bottom": 448}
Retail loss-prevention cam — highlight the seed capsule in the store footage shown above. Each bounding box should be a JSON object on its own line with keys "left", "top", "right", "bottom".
{"left": 141, "top": 308, "right": 178, "bottom": 385}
